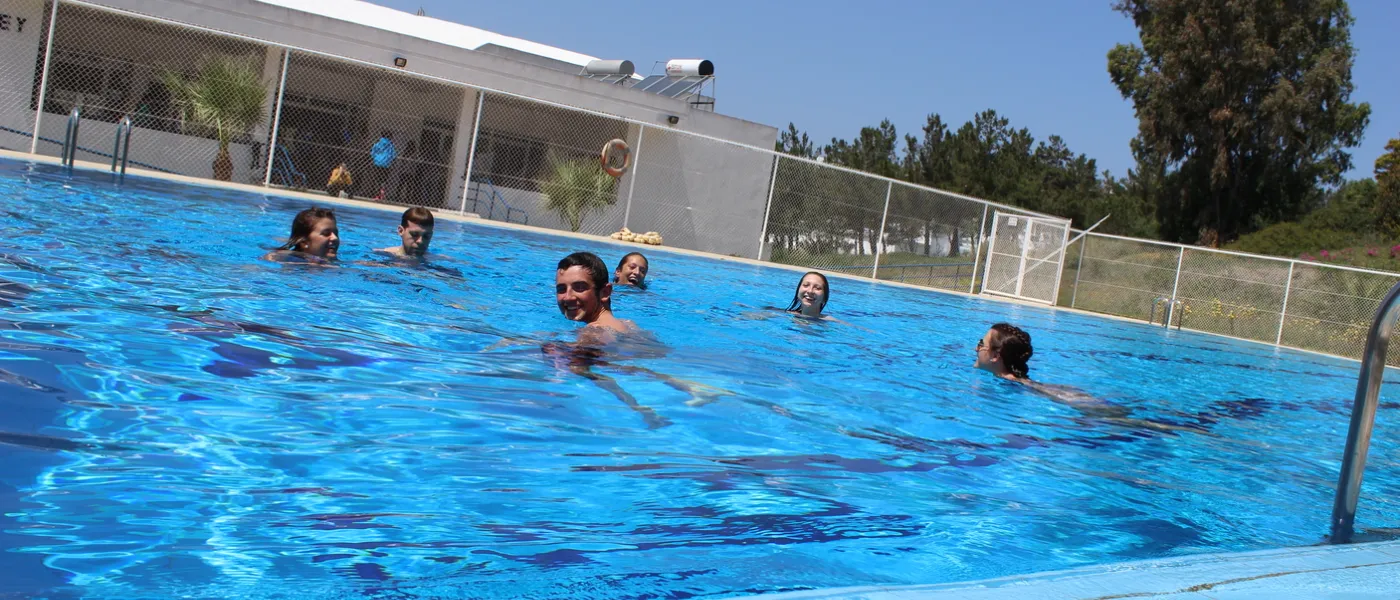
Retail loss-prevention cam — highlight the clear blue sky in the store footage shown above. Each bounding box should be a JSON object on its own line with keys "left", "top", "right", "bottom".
{"left": 380, "top": 0, "right": 1398, "bottom": 180}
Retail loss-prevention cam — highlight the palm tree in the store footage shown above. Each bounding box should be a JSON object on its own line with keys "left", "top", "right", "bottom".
{"left": 163, "top": 56, "right": 268, "bottom": 181}
{"left": 539, "top": 155, "right": 618, "bottom": 232}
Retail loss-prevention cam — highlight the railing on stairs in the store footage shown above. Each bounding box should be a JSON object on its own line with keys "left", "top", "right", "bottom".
{"left": 1328, "top": 280, "right": 1400, "bottom": 544}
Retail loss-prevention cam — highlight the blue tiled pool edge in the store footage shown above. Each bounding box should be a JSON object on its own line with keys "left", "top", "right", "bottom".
{"left": 748, "top": 540, "right": 1400, "bottom": 599}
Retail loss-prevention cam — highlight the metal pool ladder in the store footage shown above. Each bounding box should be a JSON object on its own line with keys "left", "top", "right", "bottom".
{"left": 111, "top": 116, "right": 133, "bottom": 181}
{"left": 1148, "top": 296, "right": 1183, "bottom": 329}
{"left": 60, "top": 106, "right": 81, "bottom": 172}
{"left": 1329, "top": 280, "right": 1400, "bottom": 544}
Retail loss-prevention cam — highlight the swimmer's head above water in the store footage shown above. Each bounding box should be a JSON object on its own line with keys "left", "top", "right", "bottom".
{"left": 786, "top": 271, "right": 829, "bottom": 318}
{"left": 556, "top": 251, "right": 614, "bottom": 324}
{"left": 614, "top": 252, "right": 649, "bottom": 288}
{"left": 397, "top": 207, "right": 434, "bottom": 257}
{"left": 976, "top": 323, "right": 1033, "bottom": 380}
{"left": 281, "top": 207, "right": 339, "bottom": 259}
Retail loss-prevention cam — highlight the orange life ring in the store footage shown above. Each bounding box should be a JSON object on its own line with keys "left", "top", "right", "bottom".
{"left": 601, "top": 139, "right": 631, "bottom": 177}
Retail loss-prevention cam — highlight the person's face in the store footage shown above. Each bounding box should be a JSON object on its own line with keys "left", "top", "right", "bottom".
{"left": 974, "top": 329, "right": 1002, "bottom": 373}
{"left": 556, "top": 266, "right": 610, "bottom": 323}
{"left": 614, "top": 256, "right": 649, "bottom": 286}
{"left": 397, "top": 222, "right": 433, "bottom": 256}
{"left": 301, "top": 217, "right": 339, "bottom": 259}
{"left": 797, "top": 273, "right": 826, "bottom": 314}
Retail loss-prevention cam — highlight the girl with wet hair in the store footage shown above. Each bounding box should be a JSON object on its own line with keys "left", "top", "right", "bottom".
{"left": 270, "top": 207, "right": 340, "bottom": 261}
{"left": 974, "top": 322, "right": 1033, "bottom": 380}
{"left": 785, "top": 271, "right": 829, "bottom": 318}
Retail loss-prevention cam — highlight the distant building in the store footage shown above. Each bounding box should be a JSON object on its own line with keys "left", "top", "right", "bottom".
{"left": 0, "top": 0, "right": 778, "bottom": 255}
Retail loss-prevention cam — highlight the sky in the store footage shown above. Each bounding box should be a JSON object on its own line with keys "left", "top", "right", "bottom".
{"left": 378, "top": 0, "right": 1398, "bottom": 180}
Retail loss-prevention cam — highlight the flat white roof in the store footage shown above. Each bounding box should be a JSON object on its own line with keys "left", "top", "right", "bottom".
{"left": 256, "top": 0, "right": 603, "bottom": 69}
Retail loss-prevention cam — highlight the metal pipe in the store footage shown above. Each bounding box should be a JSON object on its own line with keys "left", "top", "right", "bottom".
{"left": 1329, "top": 279, "right": 1400, "bottom": 544}
{"left": 1071, "top": 234, "right": 1088, "bottom": 308}
{"left": 1277, "top": 262, "right": 1295, "bottom": 346}
{"left": 61, "top": 106, "right": 79, "bottom": 170}
{"left": 30, "top": 0, "right": 61, "bottom": 155}
{"left": 457, "top": 91, "right": 486, "bottom": 213}
{"left": 111, "top": 115, "right": 131, "bottom": 179}
{"left": 622, "top": 124, "right": 645, "bottom": 230}
{"left": 870, "top": 181, "right": 892, "bottom": 279}
{"left": 755, "top": 153, "right": 780, "bottom": 260}
{"left": 118, "top": 116, "right": 132, "bottom": 179}
{"left": 263, "top": 49, "right": 290, "bottom": 187}
{"left": 969, "top": 204, "right": 989, "bottom": 294}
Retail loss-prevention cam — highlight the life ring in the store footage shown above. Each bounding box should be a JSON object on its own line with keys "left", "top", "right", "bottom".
{"left": 601, "top": 138, "right": 631, "bottom": 177}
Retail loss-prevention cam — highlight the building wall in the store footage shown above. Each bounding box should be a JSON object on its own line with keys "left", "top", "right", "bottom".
{"left": 0, "top": 0, "right": 780, "bottom": 256}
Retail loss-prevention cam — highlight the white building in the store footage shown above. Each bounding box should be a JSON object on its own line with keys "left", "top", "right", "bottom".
{"left": 0, "top": 0, "right": 780, "bottom": 256}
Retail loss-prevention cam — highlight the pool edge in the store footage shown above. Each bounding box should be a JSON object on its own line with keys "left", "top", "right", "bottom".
{"left": 738, "top": 539, "right": 1400, "bottom": 599}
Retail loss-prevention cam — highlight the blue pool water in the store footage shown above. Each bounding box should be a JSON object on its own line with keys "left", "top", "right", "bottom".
{"left": 1, "top": 159, "right": 1399, "bottom": 599}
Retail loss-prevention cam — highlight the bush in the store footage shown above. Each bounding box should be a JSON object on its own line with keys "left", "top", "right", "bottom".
{"left": 1228, "top": 223, "right": 1359, "bottom": 259}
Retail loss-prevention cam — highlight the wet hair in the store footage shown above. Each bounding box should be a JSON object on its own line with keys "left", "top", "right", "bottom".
{"left": 785, "top": 271, "right": 830, "bottom": 313}
{"left": 988, "top": 323, "right": 1033, "bottom": 379}
{"left": 401, "top": 207, "right": 434, "bottom": 228}
{"left": 557, "top": 252, "right": 609, "bottom": 293}
{"left": 280, "top": 207, "right": 336, "bottom": 252}
{"left": 615, "top": 252, "right": 648, "bottom": 273}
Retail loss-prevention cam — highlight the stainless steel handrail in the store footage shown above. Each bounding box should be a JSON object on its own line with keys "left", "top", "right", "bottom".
{"left": 61, "top": 107, "right": 81, "bottom": 171}
{"left": 111, "top": 116, "right": 132, "bottom": 180}
{"left": 1328, "top": 280, "right": 1400, "bottom": 543}
{"left": 1148, "top": 296, "right": 1185, "bottom": 330}
{"left": 1148, "top": 297, "right": 1170, "bottom": 326}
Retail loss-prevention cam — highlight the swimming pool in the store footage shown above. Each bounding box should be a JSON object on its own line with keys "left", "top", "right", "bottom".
{"left": 1, "top": 158, "right": 1398, "bottom": 599}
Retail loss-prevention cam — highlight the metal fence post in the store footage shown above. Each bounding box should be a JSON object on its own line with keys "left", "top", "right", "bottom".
{"left": 755, "top": 153, "right": 780, "bottom": 260}
{"left": 1171, "top": 246, "right": 1185, "bottom": 299}
{"left": 457, "top": 91, "right": 486, "bottom": 213}
{"left": 262, "top": 49, "right": 290, "bottom": 186}
{"left": 968, "top": 204, "right": 989, "bottom": 294}
{"left": 622, "top": 124, "right": 646, "bottom": 230}
{"left": 1276, "top": 261, "right": 1295, "bottom": 346}
{"left": 1071, "top": 234, "right": 1088, "bottom": 308}
{"left": 870, "top": 181, "right": 893, "bottom": 278}
{"left": 30, "top": 0, "right": 61, "bottom": 154}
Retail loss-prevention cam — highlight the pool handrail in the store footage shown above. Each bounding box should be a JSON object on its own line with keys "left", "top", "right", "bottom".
{"left": 1148, "top": 296, "right": 1184, "bottom": 330}
{"left": 61, "top": 106, "right": 81, "bottom": 171}
{"left": 1328, "top": 279, "right": 1400, "bottom": 544}
{"left": 111, "top": 115, "right": 133, "bottom": 180}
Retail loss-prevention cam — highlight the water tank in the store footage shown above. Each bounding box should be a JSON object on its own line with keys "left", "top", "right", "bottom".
{"left": 665, "top": 59, "right": 714, "bottom": 77}
{"left": 583, "top": 60, "right": 636, "bottom": 76}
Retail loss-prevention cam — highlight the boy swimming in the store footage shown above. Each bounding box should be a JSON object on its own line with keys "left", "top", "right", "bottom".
{"left": 377, "top": 207, "right": 434, "bottom": 258}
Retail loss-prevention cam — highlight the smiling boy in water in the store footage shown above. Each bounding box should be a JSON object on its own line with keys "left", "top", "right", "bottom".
{"left": 377, "top": 207, "right": 434, "bottom": 258}
{"left": 556, "top": 251, "right": 633, "bottom": 338}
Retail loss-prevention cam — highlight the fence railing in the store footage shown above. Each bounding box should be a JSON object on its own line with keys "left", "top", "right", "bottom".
{"left": 1061, "top": 231, "right": 1400, "bottom": 364}
{"left": 7, "top": 0, "right": 1399, "bottom": 365}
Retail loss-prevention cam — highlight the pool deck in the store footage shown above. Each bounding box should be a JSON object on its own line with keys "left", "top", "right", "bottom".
{"left": 746, "top": 540, "right": 1400, "bottom": 599}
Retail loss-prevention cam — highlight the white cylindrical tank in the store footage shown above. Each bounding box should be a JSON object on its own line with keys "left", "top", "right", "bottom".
{"left": 664, "top": 59, "right": 714, "bottom": 77}
{"left": 584, "top": 60, "right": 636, "bottom": 76}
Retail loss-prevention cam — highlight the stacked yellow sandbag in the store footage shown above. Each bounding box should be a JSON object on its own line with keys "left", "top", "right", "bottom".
{"left": 609, "top": 228, "right": 664, "bottom": 246}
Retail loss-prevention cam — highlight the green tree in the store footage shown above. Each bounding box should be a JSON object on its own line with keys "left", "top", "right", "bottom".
{"left": 1108, "top": 0, "right": 1371, "bottom": 244}
{"left": 1375, "top": 136, "right": 1400, "bottom": 234}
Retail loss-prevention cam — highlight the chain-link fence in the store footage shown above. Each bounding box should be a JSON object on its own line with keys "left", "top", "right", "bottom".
{"left": 873, "top": 184, "right": 987, "bottom": 292}
{"left": 1062, "top": 232, "right": 1400, "bottom": 363}
{"left": 6, "top": 0, "right": 1071, "bottom": 286}
{"left": 14, "top": 0, "right": 1400, "bottom": 365}
{"left": 273, "top": 52, "right": 468, "bottom": 210}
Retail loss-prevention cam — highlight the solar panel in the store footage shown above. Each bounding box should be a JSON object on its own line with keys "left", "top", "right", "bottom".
{"left": 656, "top": 76, "right": 706, "bottom": 98}
{"left": 633, "top": 75, "right": 670, "bottom": 92}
